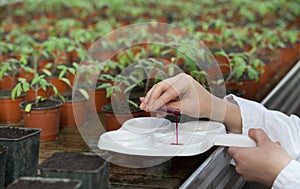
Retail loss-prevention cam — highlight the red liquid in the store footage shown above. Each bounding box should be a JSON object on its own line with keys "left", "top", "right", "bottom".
{"left": 175, "top": 113, "right": 179, "bottom": 145}
{"left": 168, "top": 108, "right": 180, "bottom": 145}
{"left": 157, "top": 107, "right": 181, "bottom": 145}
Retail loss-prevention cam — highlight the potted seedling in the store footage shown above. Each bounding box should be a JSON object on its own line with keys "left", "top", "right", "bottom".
{"left": 0, "top": 57, "right": 27, "bottom": 123}
{"left": 89, "top": 72, "right": 115, "bottom": 113}
{"left": 213, "top": 49, "right": 264, "bottom": 99}
{"left": 55, "top": 18, "right": 83, "bottom": 37}
{"left": 101, "top": 59, "right": 169, "bottom": 131}
{"left": 41, "top": 37, "right": 77, "bottom": 94}
{"left": 76, "top": 58, "right": 120, "bottom": 113}
{"left": 50, "top": 63, "right": 89, "bottom": 128}
{"left": 69, "top": 28, "right": 95, "bottom": 56}
{"left": 11, "top": 46, "right": 63, "bottom": 142}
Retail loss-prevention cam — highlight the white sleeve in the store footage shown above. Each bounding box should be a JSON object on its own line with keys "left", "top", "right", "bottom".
{"left": 272, "top": 160, "right": 300, "bottom": 189}
{"left": 224, "top": 94, "right": 300, "bottom": 160}
{"left": 225, "top": 95, "right": 300, "bottom": 188}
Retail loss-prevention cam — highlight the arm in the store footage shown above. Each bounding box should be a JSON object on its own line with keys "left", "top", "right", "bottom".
{"left": 140, "top": 73, "right": 243, "bottom": 133}
{"left": 226, "top": 95, "right": 300, "bottom": 160}
{"left": 226, "top": 96, "right": 300, "bottom": 188}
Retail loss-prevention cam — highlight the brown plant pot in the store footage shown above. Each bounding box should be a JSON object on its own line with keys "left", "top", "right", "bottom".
{"left": 0, "top": 76, "right": 14, "bottom": 90}
{"left": 20, "top": 100, "right": 62, "bottom": 142}
{"left": 226, "top": 79, "right": 259, "bottom": 100}
{"left": 19, "top": 68, "right": 34, "bottom": 81}
{"left": 25, "top": 88, "right": 49, "bottom": 101}
{"left": 214, "top": 55, "right": 230, "bottom": 76}
{"left": 87, "top": 89, "right": 108, "bottom": 113}
{"left": 101, "top": 103, "right": 150, "bottom": 131}
{"left": 0, "top": 91, "right": 25, "bottom": 123}
{"left": 46, "top": 77, "right": 69, "bottom": 95}
{"left": 59, "top": 99, "right": 88, "bottom": 128}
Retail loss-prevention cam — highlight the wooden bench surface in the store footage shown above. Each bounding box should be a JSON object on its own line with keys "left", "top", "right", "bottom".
{"left": 2, "top": 114, "right": 214, "bottom": 188}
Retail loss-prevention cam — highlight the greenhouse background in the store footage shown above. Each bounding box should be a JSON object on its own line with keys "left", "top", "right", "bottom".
{"left": 0, "top": 0, "right": 299, "bottom": 188}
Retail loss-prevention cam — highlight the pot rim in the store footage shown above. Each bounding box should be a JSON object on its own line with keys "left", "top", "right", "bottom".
{"left": 0, "top": 127, "right": 41, "bottom": 141}
{"left": 19, "top": 99, "right": 63, "bottom": 110}
{"left": 0, "top": 90, "right": 26, "bottom": 99}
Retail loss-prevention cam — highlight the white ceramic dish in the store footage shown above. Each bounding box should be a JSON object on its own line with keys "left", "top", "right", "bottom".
{"left": 98, "top": 118, "right": 256, "bottom": 156}
{"left": 105, "top": 130, "right": 152, "bottom": 148}
{"left": 122, "top": 117, "right": 172, "bottom": 133}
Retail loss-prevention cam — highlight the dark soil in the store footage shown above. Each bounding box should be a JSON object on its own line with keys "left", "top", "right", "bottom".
{"left": 6, "top": 179, "right": 80, "bottom": 189}
{"left": 20, "top": 99, "right": 62, "bottom": 110}
{"left": 226, "top": 88, "right": 245, "bottom": 96}
{"left": 39, "top": 152, "right": 106, "bottom": 171}
{"left": 0, "top": 127, "right": 35, "bottom": 139}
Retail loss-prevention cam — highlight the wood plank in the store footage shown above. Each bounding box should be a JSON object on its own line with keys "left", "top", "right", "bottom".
{"left": 110, "top": 173, "right": 182, "bottom": 189}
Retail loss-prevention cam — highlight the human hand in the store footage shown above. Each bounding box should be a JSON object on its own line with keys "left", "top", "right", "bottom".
{"left": 228, "top": 129, "right": 292, "bottom": 187}
{"left": 139, "top": 73, "right": 213, "bottom": 118}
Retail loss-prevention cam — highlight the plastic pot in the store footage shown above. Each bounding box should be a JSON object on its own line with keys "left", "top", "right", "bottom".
{"left": 39, "top": 152, "right": 109, "bottom": 189}
{"left": 0, "top": 91, "right": 25, "bottom": 123}
{"left": 20, "top": 99, "right": 62, "bottom": 142}
{"left": 101, "top": 103, "right": 150, "bottom": 131}
{"left": 51, "top": 94, "right": 88, "bottom": 128}
{"left": 59, "top": 99, "right": 87, "bottom": 128}
{"left": 0, "top": 127, "right": 41, "bottom": 186}
{"left": 6, "top": 177, "right": 81, "bottom": 189}
{"left": 87, "top": 89, "right": 107, "bottom": 113}
{"left": 0, "top": 145, "right": 7, "bottom": 189}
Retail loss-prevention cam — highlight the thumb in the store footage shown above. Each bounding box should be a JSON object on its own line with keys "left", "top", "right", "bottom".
{"left": 166, "top": 101, "right": 181, "bottom": 112}
{"left": 248, "top": 128, "right": 270, "bottom": 145}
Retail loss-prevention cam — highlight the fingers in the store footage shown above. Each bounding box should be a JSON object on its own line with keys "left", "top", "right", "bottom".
{"left": 228, "top": 146, "right": 240, "bottom": 158}
{"left": 140, "top": 97, "right": 145, "bottom": 103}
{"left": 148, "top": 87, "right": 179, "bottom": 110}
{"left": 139, "top": 83, "right": 166, "bottom": 109}
{"left": 248, "top": 129, "right": 270, "bottom": 145}
{"left": 140, "top": 78, "right": 179, "bottom": 111}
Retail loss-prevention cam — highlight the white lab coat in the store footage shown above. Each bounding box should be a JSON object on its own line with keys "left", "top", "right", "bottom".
{"left": 225, "top": 95, "right": 300, "bottom": 189}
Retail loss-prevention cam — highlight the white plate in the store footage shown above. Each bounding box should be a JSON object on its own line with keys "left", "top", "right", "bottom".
{"left": 105, "top": 130, "right": 152, "bottom": 148}
{"left": 179, "top": 121, "right": 225, "bottom": 134}
{"left": 122, "top": 117, "right": 172, "bottom": 134}
{"left": 98, "top": 119, "right": 256, "bottom": 156}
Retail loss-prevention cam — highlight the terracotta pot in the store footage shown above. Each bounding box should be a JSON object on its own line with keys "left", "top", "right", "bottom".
{"left": 213, "top": 55, "right": 230, "bottom": 76}
{"left": 59, "top": 99, "right": 88, "bottom": 128}
{"left": 46, "top": 77, "right": 69, "bottom": 95}
{"left": 102, "top": 111, "right": 149, "bottom": 131}
{"left": 19, "top": 68, "right": 34, "bottom": 81}
{"left": 53, "top": 50, "right": 71, "bottom": 65}
{"left": 38, "top": 58, "right": 53, "bottom": 74}
{"left": 226, "top": 80, "right": 259, "bottom": 100}
{"left": 257, "top": 48, "right": 280, "bottom": 79}
{"left": 102, "top": 103, "right": 150, "bottom": 131}
{"left": 0, "top": 91, "right": 25, "bottom": 123}
{"left": 0, "top": 76, "right": 14, "bottom": 90}
{"left": 25, "top": 88, "right": 49, "bottom": 101}
{"left": 279, "top": 44, "right": 300, "bottom": 68}
{"left": 20, "top": 100, "right": 62, "bottom": 142}
{"left": 87, "top": 89, "right": 108, "bottom": 113}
